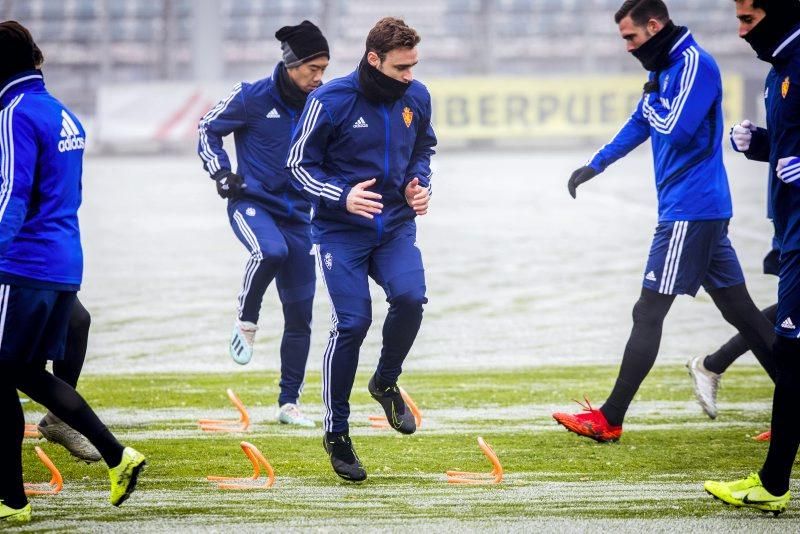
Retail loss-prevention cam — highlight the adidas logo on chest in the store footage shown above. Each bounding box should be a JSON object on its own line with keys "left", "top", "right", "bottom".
{"left": 266, "top": 108, "right": 281, "bottom": 119}
{"left": 353, "top": 116, "right": 369, "bottom": 128}
{"left": 781, "top": 317, "right": 796, "bottom": 330}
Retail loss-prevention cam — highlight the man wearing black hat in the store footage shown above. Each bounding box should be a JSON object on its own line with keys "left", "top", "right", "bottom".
{"left": 0, "top": 20, "right": 145, "bottom": 523}
{"left": 198, "top": 21, "right": 329, "bottom": 427}
{"left": 704, "top": 0, "right": 800, "bottom": 515}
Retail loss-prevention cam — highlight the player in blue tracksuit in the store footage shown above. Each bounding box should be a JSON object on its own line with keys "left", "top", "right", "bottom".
{"left": 197, "top": 21, "right": 329, "bottom": 427}
{"left": 287, "top": 17, "right": 436, "bottom": 482}
{"left": 0, "top": 21, "right": 144, "bottom": 524}
{"left": 553, "top": 0, "right": 775, "bottom": 444}
{"left": 705, "top": 0, "right": 800, "bottom": 515}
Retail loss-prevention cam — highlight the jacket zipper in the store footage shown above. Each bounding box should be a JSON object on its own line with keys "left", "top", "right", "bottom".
{"left": 377, "top": 104, "right": 390, "bottom": 242}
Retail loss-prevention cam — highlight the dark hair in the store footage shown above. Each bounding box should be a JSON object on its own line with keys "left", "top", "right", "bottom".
{"left": 0, "top": 20, "right": 43, "bottom": 78}
{"left": 365, "top": 17, "right": 420, "bottom": 61}
{"left": 615, "top": 0, "right": 670, "bottom": 25}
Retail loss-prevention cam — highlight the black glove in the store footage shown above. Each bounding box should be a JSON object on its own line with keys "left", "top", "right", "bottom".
{"left": 567, "top": 166, "right": 598, "bottom": 199}
{"left": 212, "top": 169, "right": 247, "bottom": 199}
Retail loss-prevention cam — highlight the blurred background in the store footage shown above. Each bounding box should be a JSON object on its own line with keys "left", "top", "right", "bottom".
{"left": 0, "top": 0, "right": 770, "bottom": 152}
{"left": 0, "top": 1, "right": 779, "bottom": 374}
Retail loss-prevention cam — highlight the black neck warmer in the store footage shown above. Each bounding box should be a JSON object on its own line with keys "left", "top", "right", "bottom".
{"left": 744, "top": 15, "right": 800, "bottom": 63}
{"left": 357, "top": 54, "right": 410, "bottom": 104}
{"left": 276, "top": 64, "right": 309, "bottom": 110}
{"left": 631, "top": 21, "right": 685, "bottom": 72}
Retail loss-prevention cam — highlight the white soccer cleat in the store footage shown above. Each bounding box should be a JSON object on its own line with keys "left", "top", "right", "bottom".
{"left": 687, "top": 355, "right": 721, "bottom": 419}
{"left": 277, "top": 403, "right": 315, "bottom": 427}
{"left": 229, "top": 321, "right": 257, "bottom": 365}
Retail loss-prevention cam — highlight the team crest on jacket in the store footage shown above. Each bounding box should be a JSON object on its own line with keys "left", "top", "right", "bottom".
{"left": 783, "top": 76, "right": 791, "bottom": 99}
{"left": 324, "top": 252, "right": 333, "bottom": 270}
{"left": 402, "top": 107, "right": 413, "bottom": 128}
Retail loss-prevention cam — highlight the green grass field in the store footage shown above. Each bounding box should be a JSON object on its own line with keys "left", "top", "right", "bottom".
{"left": 13, "top": 365, "right": 799, "bottom": 532}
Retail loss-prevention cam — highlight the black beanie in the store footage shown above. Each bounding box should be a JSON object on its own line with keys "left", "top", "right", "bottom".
{"left": 0, "top": 21, "right": 42, "bottom": 83}
{"left": 275, "top": 20, "right": 329, "bottom": 68}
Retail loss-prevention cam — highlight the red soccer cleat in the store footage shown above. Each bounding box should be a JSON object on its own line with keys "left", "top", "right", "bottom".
{"left": 753, "top": 429, "right": 771, "bottom": 442}
{"left": 552, "top": 397, "right": 622, "bottom": 443}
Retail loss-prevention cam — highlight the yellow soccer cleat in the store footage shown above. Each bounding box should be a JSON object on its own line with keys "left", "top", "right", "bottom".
{"left": 108, "top": 447, "right": 146, "bottom": 506}
{"left": 705, "top": 472, "right": 790, "bottom": 516}
{"left": 0, "top": 502, "right": 31, "bottom": 523}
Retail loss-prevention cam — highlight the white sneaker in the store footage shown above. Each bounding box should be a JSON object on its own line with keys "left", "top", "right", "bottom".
{"left": 687, "top": 355, "right": 720, "bottom": 419}
{"left": 230, "top": 320, "right": 257, "bottom": 365}
{"left": 277, "top": 403, "right": 315, "bottom": 428}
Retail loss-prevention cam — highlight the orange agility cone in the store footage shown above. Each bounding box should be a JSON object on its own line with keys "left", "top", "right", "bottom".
{"left": 23, "top": 424, "right": 40, "bottom": 438}
{"left": 199, "top": 389, "right": 250, "bottom": 432}
{"left": 207, "top": 441, "right": 275, "bottom": 489}
{"left": 369, "top": 386, "right": 423, "bottom": 428}
{"left": 446, "top": 437, "right": 503, "bottom": 485}
{"left": 24, "top": 446, "right": 63, "bottom": 495}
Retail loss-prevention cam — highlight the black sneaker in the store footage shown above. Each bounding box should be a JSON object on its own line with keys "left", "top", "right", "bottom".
{"left": 322, "top": 433, "right": 367, "bottom": 482}
{"left": 368, "top": 374, "right": 416, "bottom": 435}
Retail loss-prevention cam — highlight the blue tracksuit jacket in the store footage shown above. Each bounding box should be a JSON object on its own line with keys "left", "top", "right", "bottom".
{"left": 742, "top": 25, "right": 800, "bottom": 254}
{"left": 588, "top": 31, "right": 732, "bottom": 223}
{"left": 198, "top": 63, "right": 312, "bottom": 224}
{"left": 286, "top": 68, "right": 437, "bottom": 242}
{"left": 0, "top": 70, "right": 84, "bottom": 290}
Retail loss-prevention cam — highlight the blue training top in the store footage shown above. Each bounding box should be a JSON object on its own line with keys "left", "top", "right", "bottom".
{"left": 197, "top": 63, "right": 313, "bottom": 224}
{"left": 0, "top": 70, "right": 84, "bottom": 291}
{"left": 286, "top": 67, "right": 437, "bottom": 243}
{"left": 741, "top": 24, "right": 800, "bottom": 255}
{"left": 588, "top": 30, "right": 732, "bottom": 223}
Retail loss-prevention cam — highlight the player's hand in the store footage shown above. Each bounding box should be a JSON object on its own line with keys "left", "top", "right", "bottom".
{"left": 346, "top": 178, "right": 383, "bottom": 219}
{"left": 213, "top": 170, "right": 247, "bottom": 199}
{"left": 777, "top": 156, "right": 800, "bottom": 184}
{"left": 404, "top": 177, "right": 429, "bottom": 216}
{"left": 730, "top": 120, "right": 757, "bottom": 152}
{"left": 567, "top": 166, "right": 598, "bottom": 199}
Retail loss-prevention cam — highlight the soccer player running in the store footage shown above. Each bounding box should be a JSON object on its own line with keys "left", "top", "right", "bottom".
{"left": 552, "top": 0, "right": 776, "bottom": 443}
{"left": 287, "top": 17, "right": 436, "bottom": 482}
{"left": 0, "top": 21, "right": 144, "bottom": 524}
{"left": 198, "top": 21, "right": 330, "bottom": 427}
{"left": 705, "top": 0, "right": 800, "bottom": 515}
{"left": 0, "top": 24, "right": 101, "bottom": 463}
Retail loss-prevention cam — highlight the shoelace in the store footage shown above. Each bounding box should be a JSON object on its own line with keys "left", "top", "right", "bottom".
{"left": 572, "top": 395, "right": 597, "bottom": 413}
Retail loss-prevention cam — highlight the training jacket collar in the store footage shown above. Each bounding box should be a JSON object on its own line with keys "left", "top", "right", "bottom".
{"left": 666, "top": 29, "right": 695, "bottom": 65}
{"left": 0, "top": 69, "right": 44, "bottom": 107}
{"left": 772, "top": 23, "right": 800, "bottom": 64}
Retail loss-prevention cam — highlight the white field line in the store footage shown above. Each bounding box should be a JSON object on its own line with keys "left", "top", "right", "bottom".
{"left": 18, "top": 479, "right": 800, "bottom": 532}
{"left": 22, "top": 401, "right": 772, "bottom": 441}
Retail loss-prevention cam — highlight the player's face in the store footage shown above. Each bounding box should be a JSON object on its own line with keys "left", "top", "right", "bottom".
{"left": 618, "top": 15, "right": 659, "bottom": 53}
{"left": 735, "top": 0, "right": 767, "bottom": 38}
{"left": 371, "top": 47, "right": 418, "bottom": 83}
{"left": 287, "top": 56, "right": 329, "bottom": 93}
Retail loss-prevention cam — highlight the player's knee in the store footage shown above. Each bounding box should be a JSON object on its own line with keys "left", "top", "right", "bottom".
{"left": 631, "top": 296, "right": 667, "bottom": 327}
{"left": 337, "top": 314, "right": 372, "bottom": 338}
{"left": 390, "top": 289, "right": 427, "bottom": 314}
{"left": 256, "top": 240, "right": 289, "bottom": 265}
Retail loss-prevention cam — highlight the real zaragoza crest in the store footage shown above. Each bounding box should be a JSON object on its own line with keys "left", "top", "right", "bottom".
{"left": 402, "top": 107, "right": 413, "bottom": 127}
{"left": 783, "top": 76, "right": 791, "bottom": 99}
